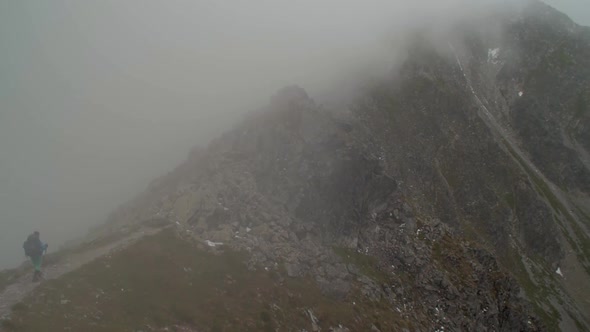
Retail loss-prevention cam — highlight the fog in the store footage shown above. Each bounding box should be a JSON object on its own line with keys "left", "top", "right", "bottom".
{"left": 0, "top": 0, "right": 586, "bottom": 269}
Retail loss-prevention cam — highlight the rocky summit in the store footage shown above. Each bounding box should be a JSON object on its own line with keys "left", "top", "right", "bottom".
{"left": 2, "top": 1, "right": 590, "bottom": 331}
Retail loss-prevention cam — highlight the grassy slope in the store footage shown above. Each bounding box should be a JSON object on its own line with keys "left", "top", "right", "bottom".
{"left": 3, "top": 230, "right": 408, "bottom": 332}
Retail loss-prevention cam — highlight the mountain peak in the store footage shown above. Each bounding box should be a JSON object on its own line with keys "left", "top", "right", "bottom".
{"left": 2, "top": 2, "right": 590, "bottom": 331}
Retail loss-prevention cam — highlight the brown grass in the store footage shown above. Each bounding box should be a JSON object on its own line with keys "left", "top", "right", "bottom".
{"left": 6, "top": 230, "right": 408, "bottom": 332}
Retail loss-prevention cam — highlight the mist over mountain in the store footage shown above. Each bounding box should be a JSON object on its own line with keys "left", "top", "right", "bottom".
{"left": 1, "top": 1, "right": 590, "bottom": 331}
{"left": 0, "top": 0, "right": 587, "bottom": 270}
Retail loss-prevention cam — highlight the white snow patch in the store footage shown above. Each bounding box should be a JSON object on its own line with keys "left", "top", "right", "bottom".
{"left": 518, "top": 91, "right": 524, "bottom": 97}
{"left": 246, "top": 227, "right": 251, "bottom": 233}
{"left": 556, "top": 267, "right": 563, "bottom": 277}
{"left": 205, "top": 240, "right": 224, "bottom": 247}
{"left": 487, "top": 48, "right": 500, "bottom": 63}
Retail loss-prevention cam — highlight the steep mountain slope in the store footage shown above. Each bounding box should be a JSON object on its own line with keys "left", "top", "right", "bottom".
{"left": 351, "top": 2, "right": 590, "bottom": 328}
{"left": 3, "top": 95, "right": 544, "bottom": 330}
{"left": 2, "top": 1, "right": 589, "bottom": 331}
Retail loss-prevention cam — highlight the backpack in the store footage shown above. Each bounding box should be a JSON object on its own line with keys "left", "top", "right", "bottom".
{"left": 23, "top": 236, "right": 38, "bottom": 257}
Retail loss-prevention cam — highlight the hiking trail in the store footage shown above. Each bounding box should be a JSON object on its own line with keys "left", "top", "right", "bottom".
{"left": 0, "top": 226, "right": 164, "bottom": 321}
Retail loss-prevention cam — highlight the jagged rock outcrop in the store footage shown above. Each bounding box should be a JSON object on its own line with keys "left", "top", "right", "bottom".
{"left": 84, "top": 2, "right": 590, "bottom": 331}
{"left": 88, "top": 87, "right": 542, "bottom": 330}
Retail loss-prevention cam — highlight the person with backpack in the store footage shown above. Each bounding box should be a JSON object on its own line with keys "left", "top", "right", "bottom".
{"left": 23, "top": 231, "right": 48, "bottom": 282}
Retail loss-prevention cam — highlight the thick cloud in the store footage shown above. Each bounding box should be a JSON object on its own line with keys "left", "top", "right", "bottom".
{"left": 0, "top": 0, "right": 586, "bottom": 268}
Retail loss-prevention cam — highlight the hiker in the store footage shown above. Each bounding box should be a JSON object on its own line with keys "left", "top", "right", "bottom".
{"left": 23, "top": 231, "right": 48, "bottom": 282}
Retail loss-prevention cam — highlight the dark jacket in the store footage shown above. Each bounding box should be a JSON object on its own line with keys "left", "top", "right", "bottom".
{"left": 25, "top": 234, "right": 44, "bottom": 257}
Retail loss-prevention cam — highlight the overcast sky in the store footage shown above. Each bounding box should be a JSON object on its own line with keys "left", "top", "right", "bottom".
{"left": 547, "top": 0, "right": 590, "bottom": 26}
{"left": 0, "top": 0, "right": 588, "bottom": 269}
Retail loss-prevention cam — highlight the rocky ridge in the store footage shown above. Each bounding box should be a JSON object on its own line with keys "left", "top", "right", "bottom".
{"left": 3, "top": 1, "right": 590, "bottom": 331}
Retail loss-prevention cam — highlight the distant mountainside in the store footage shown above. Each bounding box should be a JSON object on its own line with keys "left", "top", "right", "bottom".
{"left": 2, "top": 1, "right": 590, "bottom": 331}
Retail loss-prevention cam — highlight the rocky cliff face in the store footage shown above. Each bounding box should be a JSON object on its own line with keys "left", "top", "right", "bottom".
{"left": 81, "top": 2, "right": 590, "bottom": 331}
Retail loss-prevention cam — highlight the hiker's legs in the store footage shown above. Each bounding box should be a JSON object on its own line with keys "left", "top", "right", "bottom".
{"left": 30, "top": 255, "right": 42, "bottom": 271}
{"left": 30, "top": 255, "right": 43, "bottom": 281}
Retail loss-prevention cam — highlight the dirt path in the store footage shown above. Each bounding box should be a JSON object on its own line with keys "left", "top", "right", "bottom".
{"left": 0, "top": 226, "right": 164, "bottom": 321}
